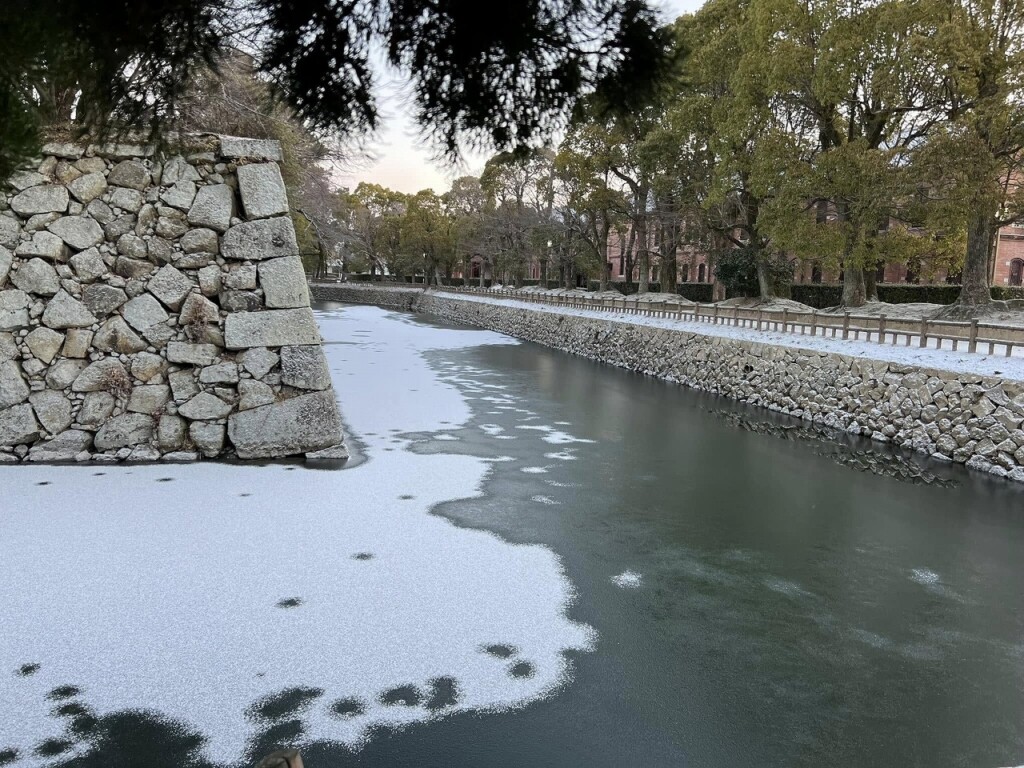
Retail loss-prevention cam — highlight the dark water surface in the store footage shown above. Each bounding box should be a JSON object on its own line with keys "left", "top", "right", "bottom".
{"left": 317, "top": 307, "right": 1024, "bottom": 768}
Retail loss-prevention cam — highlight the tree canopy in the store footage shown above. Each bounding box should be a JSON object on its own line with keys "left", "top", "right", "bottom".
{"left": 0, "top": 0, "right": 670, "bottom": 177}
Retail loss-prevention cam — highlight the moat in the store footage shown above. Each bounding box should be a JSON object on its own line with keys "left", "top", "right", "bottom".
{"left": 2, "top": 303, "right": 1022, "bottom": 767}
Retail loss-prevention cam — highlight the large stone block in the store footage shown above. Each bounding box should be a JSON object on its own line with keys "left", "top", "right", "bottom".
{"left": 24, "top": 327, "right": 64, "bottom": 364}
{"left": 69, "top": 248, "right": 108, "bottom": 282}
{"left": 83, "top": 283, "right": 128, "bottom": 317}
{"left": 147, "top": 264, "right": 193, "bottom": 310}
{"left": 106, "top": 160, "right": 150, "bottom": 190}
{"left": 189, "top": 421, "right": 225, "bottom": 457}
{"left": 122, "top": 293, "right": 169, "bottom": 332}
{"left": 178, "top": 392, "right": 233, "bottom": 420}
{"left": 93, "top": 316, "right": 147, "bottom": 354}
{"left": 160, "top": 180, "right": 197, "bottom": 211}
{"left": 187, "top": 184, "right": 234, "bottom": 233}
{"left": 259, "top": 256, "right": 309, "bottom": 308}
{"left": 227, "top": 390, "right": 342, "bottom": 458}
{"left": 10, "top": 185, "right": 69, "bottom": 216}
{"left": 166, "top": 342, "right": 220, "bottom": 366}
{"left": 0, "top": 333, "right": 17, "bottom": 363}
{"left": 220, "top": 136, "right": 283, "bottom": 161}
{"left": 0, "top": 217, "right": 20, "bottom": 249}
{"left": 16, "top": 231, "right": 69, "bottom": 262}
{"left": 29, "top": 390, "right": 73, "bottom": 434}
{"left": 160, "top": 156, "right": 202, "bottom": 186}
{"left": 0, "top": 360, "right": 30, "bottom": 408}
{"left": 27, "top": 429, "right": 93, "bottom": 461}
{"left": 237, "top": 163, "right": 289, "bottom": 219}
{"left": 42, "top": 290, "right": 97, "bottom": 329}
{"left": 47, "top": 216, "right": 104, "bottom": 250}
{"left": 94, "top": 412, "right": 154, "bottom": 450}
{"left": 78, "top": 392, "right": 115, "bottom": 426}
{"left": 68, "top": 172, "right": 108, "bottom": 204}
{"left": 0, "top": 246, "right": 12, "bottom": 287}
{"left": 222, "top": 217, "right": 298, "bottom": 261}
{"left": 224, "top": 309, "right": 321, "bottom": 349}
{"left": 46, "top": 359, "right": 86, "bottom": 390}
{"left": 72, "top": 359, "right": 130, "bottom": 393}
{"left": 0, "top": 404, "right": 41, "bottom": 445}
{"left": 280, "top": 345, "right": 331, "bottom": 391}
{"left": 127, "top": 384, "right": 171, "bottom": 415}
{"left": 12, "top": 258, "right": 60, "bottom": 296}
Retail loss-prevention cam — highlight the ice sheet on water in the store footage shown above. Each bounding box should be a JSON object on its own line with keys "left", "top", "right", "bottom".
{"left": 521, "top": 466, "right": 549, "bottom": 474}
{"left": 0, "top": 305, "right": 595, "bottom": 766}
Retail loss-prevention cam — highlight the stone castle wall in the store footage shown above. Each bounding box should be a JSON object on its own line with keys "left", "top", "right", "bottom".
{"left": 315, "top": 285, "right": 1024, "bottom": 483}
{"left": 0, "top": 136, "right": 343, "bottom": 463}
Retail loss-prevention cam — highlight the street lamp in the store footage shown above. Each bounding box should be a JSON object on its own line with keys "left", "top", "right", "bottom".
{"left": 544, "top": 240, "right": 552, "bottom": 288}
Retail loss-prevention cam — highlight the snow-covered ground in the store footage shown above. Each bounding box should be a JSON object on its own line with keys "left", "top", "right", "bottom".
{"left": 0, "top": 306, "right": 595, "bottom": 765}
{"left": 441, "top": 292, "right": 1024, "bottom": 382}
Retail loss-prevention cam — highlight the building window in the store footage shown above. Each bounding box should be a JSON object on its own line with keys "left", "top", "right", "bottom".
{"left": 698, "top": 263, "right": 706, "bottom": 283}
{"left": 681, "top": 264, "right": 689, "bottom": 282}
{"left": 1010, "top": 259, "right": 1024, "bottom": 286}
{"left": 811, "top": 264, "right": 822, "bottom": 284}
{"left": 875, "top": 264, "right": 885, "bottom": 284}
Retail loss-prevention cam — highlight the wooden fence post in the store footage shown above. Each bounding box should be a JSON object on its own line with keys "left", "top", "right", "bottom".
{"left": 810, "top": 310, "right": 817, "bottom": 337}
{"left": 877, "top": 313, "right": 887, "bottom": 344}
{"left": 756, "top": 308, "right": 763, "bottom": 331}
{"left": 781, "top": 307, "right": 788, "bottom": 333}
{"left": 968, "top": 318, "right": 979, "bottom": 353}
{"left": 842, "top": 312, "right": 850, "bottom": 340}
{"left": 919, "top": 319, "right": 928, "bottom": 348}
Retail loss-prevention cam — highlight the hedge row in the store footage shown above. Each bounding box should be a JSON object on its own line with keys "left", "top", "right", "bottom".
{"left": 791, "top": 284, "right": 1024, "bottom": 308}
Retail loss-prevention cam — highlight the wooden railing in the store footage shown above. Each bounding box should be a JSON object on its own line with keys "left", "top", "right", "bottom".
{"left": 438, "top": 286, "right": 1024, "bottom": 359}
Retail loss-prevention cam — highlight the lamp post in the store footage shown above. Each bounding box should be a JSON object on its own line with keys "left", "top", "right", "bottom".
{"left": 542, "top": 240, "right": 552, "bottom": 289}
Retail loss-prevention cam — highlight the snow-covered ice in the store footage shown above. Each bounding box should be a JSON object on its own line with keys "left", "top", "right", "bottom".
{"left": 611, "top": 571, "right": 643, "bottom": 589}
{"left": 0, "top": 306, "right": 596, "bottom": 765}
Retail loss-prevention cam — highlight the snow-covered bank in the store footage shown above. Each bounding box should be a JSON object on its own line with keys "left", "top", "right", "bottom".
{"left": 0, "top": 306, "right": 595, "bottom": 765}
{"left": 443, "top": 292, "right": 1024, "bottom": 382}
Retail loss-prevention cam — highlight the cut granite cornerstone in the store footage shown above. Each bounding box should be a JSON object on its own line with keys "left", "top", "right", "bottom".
{"left": 0, "top": 135, "right": 344, "bottom": 462}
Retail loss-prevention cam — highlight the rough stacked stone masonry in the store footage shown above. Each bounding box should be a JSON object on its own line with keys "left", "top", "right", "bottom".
{"left": 313, "top": 284, "right": 1024, "bottom": 484}
{"left": 0, "top": 137, "right": 344, "bottom": 463}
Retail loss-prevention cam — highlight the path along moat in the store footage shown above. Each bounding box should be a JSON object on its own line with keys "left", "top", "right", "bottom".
{"left": 1, "top": 303, "right": 1022, "bottom": 768}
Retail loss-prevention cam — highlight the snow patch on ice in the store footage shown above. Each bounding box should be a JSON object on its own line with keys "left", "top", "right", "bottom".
{"left": 0, "top": 305, "right": 595, "bottom": 765}
{"left": 544, "top": 450, "right": 578, "bottom": 461}
{"left": 531, "top": 495, "right": 562, "bottom": 506}
{"left": 611, "top": 571, "right": 643, "bottom": 589}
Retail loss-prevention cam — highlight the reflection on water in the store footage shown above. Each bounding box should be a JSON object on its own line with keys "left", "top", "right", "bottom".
{"left": 709, "top": 408, "right": 959, "bottom": 487}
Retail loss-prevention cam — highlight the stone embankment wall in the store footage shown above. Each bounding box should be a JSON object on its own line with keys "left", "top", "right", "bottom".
{"left": 0, "top": 136, "right": 343, "bottom": 463}
{"left": 317, "top": 285, "right": 1024, "bottom": 483}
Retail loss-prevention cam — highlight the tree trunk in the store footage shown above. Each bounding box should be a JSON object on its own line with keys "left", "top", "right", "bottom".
{"left": 479, "top": 260, "right": 486, "bottom": 288}
{"left": 841, "top": 264, "right": 867, "bottom": 307}
{"left": 622, "top": 227, "right": 636, "bottom": 293}
{"left": 756, "top": 254, "right": 775, "bottom": 301}
{"left": 597, "top": 253, "right": 608, "bottom": 293}
{"left": 636, "top": 216, "right": 649, "bottom": 294}
{"left": 864, "top": 265, "right": 878, "bottom": 302}
{"left": 958, "top": 213, "right": 995, "bottom": 306}
{"left": 659, "top": 223, "right": 677, "bottom": 294}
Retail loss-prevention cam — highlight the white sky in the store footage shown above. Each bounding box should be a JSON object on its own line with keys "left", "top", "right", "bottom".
{"left": 335, "top": 0, "right": 705, "bottom": 195}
